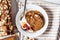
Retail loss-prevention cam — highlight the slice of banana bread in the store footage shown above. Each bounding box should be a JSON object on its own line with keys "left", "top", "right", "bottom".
{"left": 0, "top": 0, "right": 14, "bottom": 36}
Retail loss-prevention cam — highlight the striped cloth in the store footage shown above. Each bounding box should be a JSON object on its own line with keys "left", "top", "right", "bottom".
{"left": 18, "top": 0, "right": 60, "bottom": 40}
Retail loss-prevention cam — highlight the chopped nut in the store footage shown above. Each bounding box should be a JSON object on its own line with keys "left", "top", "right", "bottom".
{"left": 9, "top": 25, "right": 13, "bottom": 31}
{"left": 0, "top": 0, "right": 1, "bottom": 2}
{"left": 0, "top": 25, "right": 7, "bottom": 32}
{"left": 0, "top": 32, "right": 7, "bottom": 36}
{"left": 4, "top": 5, "right": 8, "bottom": 9}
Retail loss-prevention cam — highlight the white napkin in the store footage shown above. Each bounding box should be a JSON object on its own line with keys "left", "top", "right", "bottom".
{"left": 18, "top": 0, "right": 60, "bottom": 40}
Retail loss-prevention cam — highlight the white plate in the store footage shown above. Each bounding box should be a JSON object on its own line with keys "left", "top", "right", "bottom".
{"left": 16, "top": 4, "right": 48, "bottom": 38}
{"left": 43, "top": 0, "right": 60, "bottom": 4}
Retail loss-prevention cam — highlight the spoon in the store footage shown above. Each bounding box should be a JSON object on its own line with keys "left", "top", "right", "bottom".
{"left": 18, "top": 0, "right": 27, "bottom": 40}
